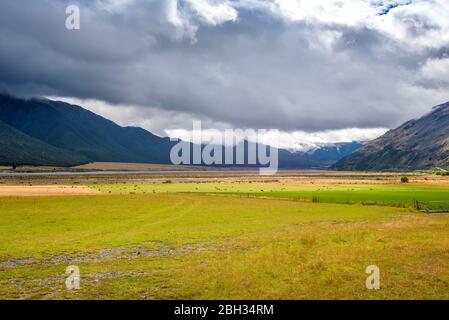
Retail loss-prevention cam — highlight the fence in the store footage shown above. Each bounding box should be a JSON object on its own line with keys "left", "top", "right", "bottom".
{"left": 415, "top": 200, "right": 449, "bottom": 213}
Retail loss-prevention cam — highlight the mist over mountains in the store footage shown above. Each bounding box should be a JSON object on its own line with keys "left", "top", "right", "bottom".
{"left": 333, "top": 102, "right": 449, "bottom": 171}
{"left": 0, "top": 94, "right": 360, "bottom": 168}
{"left": 3, "top": 93, "right": 449, "bottom": 171}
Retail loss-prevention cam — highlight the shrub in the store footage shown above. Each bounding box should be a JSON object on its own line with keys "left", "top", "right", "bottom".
{"left": 401, "top": 176, "right": 409, "bottom": 183}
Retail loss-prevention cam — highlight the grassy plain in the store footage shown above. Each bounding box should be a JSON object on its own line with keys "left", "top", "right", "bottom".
{"left": 1, "top": 171, "right": 449, "bottom": 299}
{"left": 96, "top": 180, "right": 449, "bottom": 206}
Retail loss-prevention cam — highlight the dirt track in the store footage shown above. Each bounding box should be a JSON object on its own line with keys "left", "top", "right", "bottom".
{"left": 0, "top": 185, "right": 100, "bottom": 197}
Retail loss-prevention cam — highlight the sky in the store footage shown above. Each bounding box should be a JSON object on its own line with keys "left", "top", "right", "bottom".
{"left": 1, "top": 0, "right": 449, "bottom": 150}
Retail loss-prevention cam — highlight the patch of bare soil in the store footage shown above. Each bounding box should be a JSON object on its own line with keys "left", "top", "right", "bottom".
{"left": 0, "top": 240, "right": 211, "bottom": 268}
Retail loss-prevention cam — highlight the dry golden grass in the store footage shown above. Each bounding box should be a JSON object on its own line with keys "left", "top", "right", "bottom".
{"left": 0, "top": 185, "right": 100, "bottom": 197}
{"left": 74, "top": 162, "right": 211, "bottom": 171}
{"left": 1, "top": 193, "right": 448, "bottom": 299}
{"left": 3, "top": 165, "right": 449, "bottom": 187}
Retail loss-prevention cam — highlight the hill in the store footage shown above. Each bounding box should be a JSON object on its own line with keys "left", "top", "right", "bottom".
{"left": 0, "top": 94, "right": 358, "bottom": 168}
{"left": 0, "top": 120, "right": 88, "bottom": 166}
{"left": 332, "top": 102, "right": 449, "bottom": 171}
{"left": 0, "top": 95, "right": 174, "bottom": 164}
{"left": 297, "top": 142, "right": 363, "bottom": 165}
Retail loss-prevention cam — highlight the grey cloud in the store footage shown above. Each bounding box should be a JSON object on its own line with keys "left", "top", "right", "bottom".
{"left": 396, "top": 12, "right": 441, "bottom": 37}
{"left": 0, "top": 0, "right": 449, "bottom": 133}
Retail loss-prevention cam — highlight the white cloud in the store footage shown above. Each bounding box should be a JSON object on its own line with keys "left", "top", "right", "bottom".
{"left": 232, "top": 0, "right": 449, "bottom": 50}
{"left": 47, "top": 96, "right": 200, "bottom": 136}
{"left": 91, "top": 0, "right": 449, "bottom": 50}
{"left": 263, "top": 128, "right": 387, "bottom": 151}
{"left": 165, "top": 0, "right": 199, "bottom": 41}
{"left": 99, "top": 0, "right": 135, "bottom": 13}
{"left": 2, "top": 0, "right": 449, "bottom": 144}
{"left": 271, "top": 0, "right": 377, "bottom": 26}
{"left": 187, "top": 0, "right": 238, "bottom": 25}
{"left": 420, "top": 57, "right": 449, "bottom": 85}
{"left": 370, "top": 0, "right": 449, "bottom": 49}
{"left": 53, "top": 96, "right": 386, "bottom": 150}
{"left": 165, "top": 127, "right": 387, "bottom": 151}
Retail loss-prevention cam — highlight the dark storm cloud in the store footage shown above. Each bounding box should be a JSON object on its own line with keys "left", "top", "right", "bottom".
{"left": 1, "top": 0, "right": 449, "bottom": 132}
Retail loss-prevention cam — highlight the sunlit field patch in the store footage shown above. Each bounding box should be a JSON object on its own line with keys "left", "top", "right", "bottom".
{"left": 96, "top": 181, "right": 449, "bottom": 207}
{"left": 1, "top": 188, "right": 449, "bottom": 299}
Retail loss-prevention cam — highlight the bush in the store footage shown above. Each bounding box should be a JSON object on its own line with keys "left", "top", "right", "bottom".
{"left": 401, "top": 176, "right": 409, "bottom": 183}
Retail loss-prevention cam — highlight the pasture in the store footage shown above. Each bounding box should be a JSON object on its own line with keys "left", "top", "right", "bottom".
{"left": 1, "top": 171, "right": 449, "bottom": 299}
{"left": 96, "top": 180, "right": 449, "bottom": 207}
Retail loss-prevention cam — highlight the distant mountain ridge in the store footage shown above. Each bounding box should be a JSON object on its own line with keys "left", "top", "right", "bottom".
{"left": 298, "top": 142, "right": 363, "bottom": 165}
{"left": 0, "top": 119, "right": 88, "bottom": 166}
{"left": 0, "top": 94, "right": 360, "bottom": 168}
{"left": 333, "top": 102, "right": 449, "bottom": 171}
{"left": 0, "top": 95, "right": 174, "bottom": 165}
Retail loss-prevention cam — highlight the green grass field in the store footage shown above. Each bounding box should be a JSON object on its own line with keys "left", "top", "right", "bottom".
{"left": 1, "top": 180, "right": 449, "bottom": 299}
{"left": 96, "top": 182, "right": 449, "bottom": 206}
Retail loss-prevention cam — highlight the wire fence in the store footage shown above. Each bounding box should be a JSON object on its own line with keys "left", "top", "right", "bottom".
{"left": 415, "top": 200, "right": 449, "bottom": 213}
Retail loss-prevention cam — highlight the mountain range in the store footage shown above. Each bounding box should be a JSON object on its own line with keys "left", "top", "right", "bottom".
{"left": 296, "top": 142, "right": 364, "bottom": 166}
{"left": 333, "top": 102, "right": 449, "bottom": 171}
{"left": 0, "top": 94, "right": 361, "bottom": 168}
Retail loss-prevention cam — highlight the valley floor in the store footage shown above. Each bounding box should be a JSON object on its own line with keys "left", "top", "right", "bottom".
{"left": 0, "top": 185, "right": 99, "bottom": 197}
{"left": 1, "top": 171, "right": 449, "bottom": 299}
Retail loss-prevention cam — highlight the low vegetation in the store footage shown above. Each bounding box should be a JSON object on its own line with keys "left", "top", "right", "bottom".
{"left": 96, "top": 181, "right": 449, "bottom": 208}
{"left": 1, "top": 174, "right": 449, "bottom": 299}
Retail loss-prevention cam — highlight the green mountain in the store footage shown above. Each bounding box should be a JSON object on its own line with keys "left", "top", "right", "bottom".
{"left": 0, "top": 94, "right": 175, "bottom": 164}
{"left": 0, "top": 94, "right": 358, "bottom": 168}
{"left": 0, "top": 119, "right": 88, "bottom": 166}
{"left": 332, "top": 102, "right": 449, "bottom": 171}
{"left": 297, "top": 142, "right": 363, "bottom": 165}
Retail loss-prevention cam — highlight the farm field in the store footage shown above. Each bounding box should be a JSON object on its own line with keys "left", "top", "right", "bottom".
{"left": 96, "top": 180, "right": 449, "bottom": 207}
{"left": 1, "top": 171, "right": 449, "bottom": 299}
